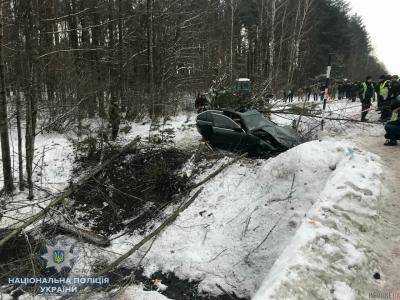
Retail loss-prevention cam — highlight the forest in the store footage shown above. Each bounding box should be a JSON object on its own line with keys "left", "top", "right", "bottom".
{"left": 0, "top": 0, "right": 387, "bottom": 195}
{"left": 0, "top": 0, "right": 385, "bottom": 198}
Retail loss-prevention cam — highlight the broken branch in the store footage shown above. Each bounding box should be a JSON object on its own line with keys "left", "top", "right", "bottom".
{"left": 98, "top": 153, "right": 247, "bottom": 275}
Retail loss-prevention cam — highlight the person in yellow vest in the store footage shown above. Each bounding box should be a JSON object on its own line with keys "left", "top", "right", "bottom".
{"left": 384, "top": 98, "right": 400, "bottom": 146}
{"left": 378, "top": 75, "right": 391, "bottom": 122}
{"left": 359, "top": 76, "right": 375, "bottom": 122}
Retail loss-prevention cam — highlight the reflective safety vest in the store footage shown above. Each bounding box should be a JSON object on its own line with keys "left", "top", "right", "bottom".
{"left": 361, "top": 82, "right": 375, "bottom": 99}
{"left": 391, "top": 111, "right": 398, "bottom": 122}
{"left": 379, "top": 80, "right": 389, "bottom": 99}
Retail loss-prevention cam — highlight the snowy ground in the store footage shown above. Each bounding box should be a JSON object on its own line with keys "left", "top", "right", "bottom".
{"left": 253, "top": 141, "right": 382, "bottom": 299}
{"left": 96, "top": 140, "right": 382, "bottom": 299}
{"left": 0, "top": 98, "right": 393, "bottom": 299}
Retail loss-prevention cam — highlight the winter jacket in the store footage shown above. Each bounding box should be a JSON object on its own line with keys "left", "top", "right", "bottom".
{"left": 390, "top": 111, "right": 399, "bottom": 122}
{"left": 350, "top": 84, "right": 359, "bottom": 97}
{"left": 378, "top": 80, "right": 390, "bottom": 99}
{"left": 360, "top": 81, "right": 375, "bottom": 101}
{"left": 389, "top": 80, "right": 400, "bottom": 99}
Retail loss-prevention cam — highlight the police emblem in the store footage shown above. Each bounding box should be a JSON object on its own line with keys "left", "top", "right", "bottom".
{"left": 53, "top": 250, "right": 65, "bottom": 264}
{"left": 41, "top": 242, "right": 74, "bottom": 273}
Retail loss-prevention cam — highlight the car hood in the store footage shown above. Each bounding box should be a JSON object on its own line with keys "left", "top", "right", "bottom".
{"left": 251, "top": 124, "right": 301, "bottom": 149}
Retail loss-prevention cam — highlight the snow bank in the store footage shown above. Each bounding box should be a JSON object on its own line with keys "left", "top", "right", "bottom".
{"left": 253, "top": 141, "right": 382, "bottom": 299}
{"left": 106, "top": 140, "right": 382, "bottom": 298}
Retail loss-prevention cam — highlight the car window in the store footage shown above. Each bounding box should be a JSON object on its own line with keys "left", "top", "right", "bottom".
{"left": 197, "top": 112, "right": 214, "bottom": 122}
{"left": 197, "top": 112, "right": 207, "bottom": 121}
{"left": 212, "top": 113, "right": 241, "bottom": 130}
{"left": 233, "top": 81, "right": 251, "bottom": 92}
{"left": 242, "top": 112, "right": 275, "bottom": 131}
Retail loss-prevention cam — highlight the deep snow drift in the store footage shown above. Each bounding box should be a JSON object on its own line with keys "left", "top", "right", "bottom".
{"left": 253, "top": 141, "right": 382, "bottom": 299}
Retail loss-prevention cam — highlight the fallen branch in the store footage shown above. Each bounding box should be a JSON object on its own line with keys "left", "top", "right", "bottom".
{"left": 97, "top": 187, "right": 204, "bottom": 276}
{"left": 55, "top": 222, "right": 110, "bottom": 247}
{"left": 244, "top": 219, "right": 280, "bottom": 263}
{"left": 216, "top": 284, "right": 235, "bottom": 300}
{"left": 98, "top": 153, "right": 247, "bottom": 276}
{"left": 0, "top": 138, "right": 140, "bottom": 249}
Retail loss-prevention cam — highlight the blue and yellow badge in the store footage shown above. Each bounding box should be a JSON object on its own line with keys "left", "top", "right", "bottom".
{"left": 41, "top": 242, "right": 74, "bottom": 273}
{"left": 53, "top": 250, "right": 65, "bottom": 264}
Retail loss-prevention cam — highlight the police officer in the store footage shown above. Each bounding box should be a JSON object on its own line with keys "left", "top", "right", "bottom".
{"left": 389, "top": 75, "right": 400, "bottom": 99}
{"left": 384, "top": 98, "right": 400, "bottom": 146}
{"left": 360, "top": 76, "right": 375, "bottom": 122}
{"left": 378, "top": 75, "right": 391, "bottom": 122}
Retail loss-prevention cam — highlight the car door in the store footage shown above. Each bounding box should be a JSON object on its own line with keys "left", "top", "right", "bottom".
{"left": 211, "top": 113, "right": 246, "bottom": 150}
{"left": 196, "top": 111, "right": 215, "bottom": 140}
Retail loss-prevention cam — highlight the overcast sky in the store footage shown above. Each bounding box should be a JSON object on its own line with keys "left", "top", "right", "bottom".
{"left": 348, "top": 0, "right": 400, "bottom": 75}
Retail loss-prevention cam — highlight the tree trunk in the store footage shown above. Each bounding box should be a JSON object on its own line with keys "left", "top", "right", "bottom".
{"left": 108, "top": 0, "right": 120, "bottom": 139}
{"left": 24, "top": 0, "right": 38, "bottom": 199}
{"left": 287, "top": 0, "right": 301, "bottom": 87}
{"left": 15, "top": 91, "right": 24, "bottom": 191}
{"left": 229, "top": 0, "right": 236, "bottom": 80}
{"left": 147, "top": 0, "right": 154, "bottom": 95}
{"left": 0, "top": 3, "right": 14, "bottom": 194}
{"left": 118, "top": 0, "right": 124, "bottom": 112}
{"left": 268, "top": 0, "right": 277, "bottom": 91}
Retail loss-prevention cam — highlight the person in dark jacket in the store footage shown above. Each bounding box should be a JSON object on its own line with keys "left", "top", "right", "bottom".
{"left": 389, "top": 75, "right": 400, "bottom": 99}
{"left": 350, "top": 82, "right": 359, "bottom": 102}
{"left": 195, "top": 93, "right": 209, "bottom": 113}
{"left": 384, "top": 98, "right": 400, "bottom": 146}
{"left": 338, "top": 81, "right": 345, "bottom": 100}
{"left": 359, "top": 76, "right": 375, "bottom": 122}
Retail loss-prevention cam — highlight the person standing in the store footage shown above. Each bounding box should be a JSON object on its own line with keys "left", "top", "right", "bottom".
{"left": 312, "top": 84, "right": 319, "bottom": 101}
{"left": 359, "top": 76, "right": 375, "bottom": 122}
{"left": 287, "top": 88, "right": 294, "bottom": 102}
{"left": 305, "top": 86, "right": 311, "bottom": 102}
{"left": 384, "top": 98, "right": 400, "bottom": 146}
{"left": 378, "top": 75, "right": 391, "bottom": 121}
{"left": 350, "top": 81, "right": 359, "bottom": 102}
{"left": 388, "top": 75, "right": 400, "bottom": 99}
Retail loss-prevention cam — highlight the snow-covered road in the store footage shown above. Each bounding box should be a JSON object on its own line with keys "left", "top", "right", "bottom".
{"left": 348, "top": 132, "right": 400, "bottom": 297}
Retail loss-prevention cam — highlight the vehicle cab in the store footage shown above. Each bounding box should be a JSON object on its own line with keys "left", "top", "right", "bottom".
{"left": 232, "top": 78, "right": 252, "bottom": 99}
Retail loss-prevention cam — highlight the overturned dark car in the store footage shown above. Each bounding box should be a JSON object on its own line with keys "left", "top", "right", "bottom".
{"left": 196, "top": 109, "right": 301, "bottom": 154}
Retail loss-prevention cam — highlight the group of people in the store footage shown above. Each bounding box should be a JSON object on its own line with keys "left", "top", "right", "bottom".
{"left": 284, "top": 85, "right": 321, "bottom": 102}
{"left": 336, "top": 80, "right": 362, "bottom": 102}
{"left": 285, "top": 81, "right": 362, "bottom": 103}
{"left": 358, "top": 74, "right": 400, "bottom": 146}
{"left": 284, "top": 75, "right": 400, "bottom": 146}
{"left": 286, "top": 80, "right": 370, "bottom": 104}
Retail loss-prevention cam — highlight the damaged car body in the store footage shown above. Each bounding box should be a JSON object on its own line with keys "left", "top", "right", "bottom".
{"left": 196, "top": 109, "right": 301, "bottom": 154}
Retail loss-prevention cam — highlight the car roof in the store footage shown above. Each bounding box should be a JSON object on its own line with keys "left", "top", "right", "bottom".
{"left": 238, "top": 110, "right": 261, "bottom": 117}
{"left": 199, "top": 109, "right": 260, "bottom": 118}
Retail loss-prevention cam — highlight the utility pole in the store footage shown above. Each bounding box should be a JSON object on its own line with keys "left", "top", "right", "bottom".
{"left": 321, "top": 53, "right": 332, "bottom": 131}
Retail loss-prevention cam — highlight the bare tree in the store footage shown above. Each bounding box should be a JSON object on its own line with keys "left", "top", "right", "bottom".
{"left": 229, "top": 0, "right": 238, "bottom": 80}
{"left": 0, "top": 0, "right": 13, "bottom": 193}
{"left": 23, "top": 0, "right": 38, "bottom": 199}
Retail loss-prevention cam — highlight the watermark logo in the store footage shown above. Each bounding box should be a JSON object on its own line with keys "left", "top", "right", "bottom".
{"left": 41, "top": 241, "right": 74, "bottom": 273}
